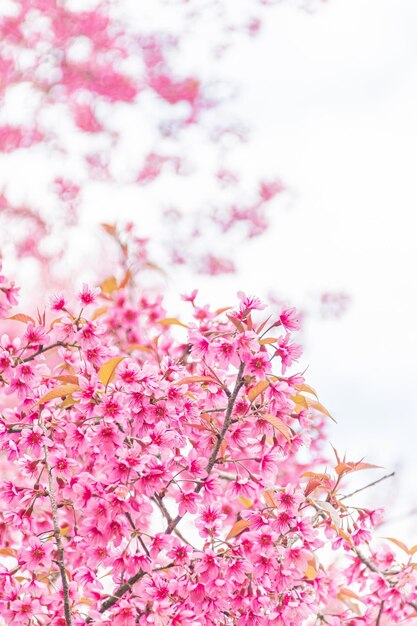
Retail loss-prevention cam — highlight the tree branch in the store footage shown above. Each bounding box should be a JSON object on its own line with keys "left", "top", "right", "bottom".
{"left": 19, "top": 341, "right": 78, "bottom": 364}
{"left": 165, "top": 360, "right": 245, "bottom": 535}
{"left": 340, "top": 472, "right": 395, "bottom": 501}
{"left": 43, "top": 445, "right": 73, "bottom": 626}
{"left": 90, "top": 361, "right": 246, "bottom": 618}
{"left": 376, "top": 600, "right": 385, "bottom": 626}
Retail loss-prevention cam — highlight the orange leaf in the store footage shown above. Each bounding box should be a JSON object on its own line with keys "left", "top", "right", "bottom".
{"left": 61, "top": 395, "right": 76, "bottom": 409}
{"left": 215, "top": 306, "right": 232, "bottom": 316}
{"left": 175, "top": 376, "right": 216, "bottom": 386}
{"left": 239, "top": 497, "right": 254, "bottom": 508}
{"left": 157, "top": 317, "right": 189, "bottom": 329}
{"left": 255, "top": 315, "right": 272, "bottom": 335}
{"left": 291, "top": 393, "right": 308, "bottom": 414}
{"left": 336, "top": 460, "right": 382, "bottom": 476}
{"left": 263, "top": 414, "right": 292, "bottom": 443}
{"left": 100, "top": 276, "right": 118, "bottom": 295}
{"left": 301, "top": 471, "right": 331, "bottom": 480}
{"left": 50, "top": 317, "right": 63, "bottom": 329}
{"left": 304, "top": 477, "right": 331, "bottom": 497}
{"left": 128, "top": 343, "right": 151, "bottom": 353}
{"left": 294, "top": 383, "right": 319, "bottom": 399}
{"left": 248, "top": 379, "right": 270, "bottom": 402}
{"left": 306, "top": 398, "right": 336, "bottom": 422}
{"left": 338, "top": 587, "right": 362, "bottom": 601}
{"left": 304, "top": 559, "right": 318, "bottom": 580}
{"left": 263, "top": 490, "right": 277, "bottom": 508}
{"left": 37, "top": 384, "right": 80, "bottom": 405}
{"left": 385, "top": 537, "right": 410, "bottom": 554}
{"left": 337, "top": 528, "right": 355, "bottom": 549}
{"left": 101, "top": 223, "right": 117, "bottom": 235}
{"left": 92, "top": 306, "right": 108, "bottom": 320}
{"left": 259, "top": 337, "right": 277, "bottom": 345}
{"left": 226, "top": 519, "right": 250, "bottom": 540}
{"left": 50, "top": 375, "right": 79, "bottom": 384}
{"left": 119, "top": 270, "right": 131, "bottom": 289}
{"left": 8, "top": 313, "right": 36, "bottom": 324}
{"left": 98, "top": 357, "right": 125, "bottom": 388}
{"left": 0, "top": 547, "right": 16, "bottom": 556}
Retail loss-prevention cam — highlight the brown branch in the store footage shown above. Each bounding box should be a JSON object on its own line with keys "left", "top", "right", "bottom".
{"left": 20, "top": 341, "right": 78, "bottom": 364}
{"left": 44, "top": 445, "right": 73, "bottom": 626}
{"left": 165, "top": 360, "right": 245, "bottom": 535}
{"left": 90, "top": 361, "right": 246, "bottom": 618}
{"left": 376, "top": 601, "right": 385, "bottom": 626}
{"left": 85, "top": 564, "right": 176, "bottom": 622}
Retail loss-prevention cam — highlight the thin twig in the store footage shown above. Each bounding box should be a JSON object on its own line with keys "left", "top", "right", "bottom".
{"left": 20, "top": 341, "right": 78, "bottom": 364}
{"left": 376, "top": 600, "right": 385, "bottom": 626}
{"left": 340, "top": 472, "right": 395, "bottom": 501}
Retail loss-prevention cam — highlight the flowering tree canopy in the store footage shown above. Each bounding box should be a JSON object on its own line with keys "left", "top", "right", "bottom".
{"left": 2, "top": 260, "right": 417, "bottom": 625}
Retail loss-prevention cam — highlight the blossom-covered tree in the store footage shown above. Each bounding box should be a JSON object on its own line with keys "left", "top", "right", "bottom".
{"left": 1, "top": 257, "right": 417, "bottom": 626}
{"left": 1, "top": 1, "right": 413, "bottom": 625}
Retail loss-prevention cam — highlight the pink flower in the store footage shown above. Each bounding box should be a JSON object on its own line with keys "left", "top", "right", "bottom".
{"left": 78, "top": 283, "right": 101, "bottom": 306}
{"left": 175, "top": 489, "right": 202, "bottom": 517}
{"left": 275, "top": 485, "right": 304, "bottom": 516}
{"left": 275, "top": 334, "right": 302, "bottom": 373}
{"left": 49, "top": 447, "right": 77, "bottom": 477}
{"left": 188, "top": 328, "right": 211, "bottom": 359}
{"left": 48, "top": 292, "right": 67, "bottom": 311}
{"left": 247, "top": 351, "right": 271, "bottom": 377}
{"left": 236, "top": 291, "right": 266, "bottom": 317}
{"left": 23, "top": 537, "right": 54, "bottom": 569}
{"left": 196, "top": 503, "right": 226, "bottom": 537}
{"left": 24, "top": 324, "right": 50, "bottom": 347}
{"left": 279, "top": 307, "right": 301, "bottom": 332}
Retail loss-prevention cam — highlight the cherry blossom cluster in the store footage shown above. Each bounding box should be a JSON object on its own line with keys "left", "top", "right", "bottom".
{"left": 0, "top": 263, "right": 416, "bottom": 626}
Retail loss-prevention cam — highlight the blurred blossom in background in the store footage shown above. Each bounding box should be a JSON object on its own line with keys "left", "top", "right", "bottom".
{"left": 1, "top": 0, "right": 417, "bottom": 535}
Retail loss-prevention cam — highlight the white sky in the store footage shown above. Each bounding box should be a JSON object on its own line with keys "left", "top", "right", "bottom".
{"left": 222, "top": 0, "right": 417, "bottom": 535}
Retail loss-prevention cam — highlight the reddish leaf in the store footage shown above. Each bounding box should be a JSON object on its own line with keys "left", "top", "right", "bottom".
{"left": 226, "top": 519, "right": 250, "bottom": 540}
{"left": 8, "top": 313, "right": 36, "bottom": 324}
{"left": 255, "top": 315, "right": 272, "bottom": 335}
{"left": 227, "top": 314, "right": 244, "bottom": 332}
